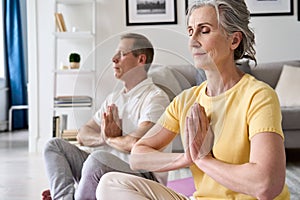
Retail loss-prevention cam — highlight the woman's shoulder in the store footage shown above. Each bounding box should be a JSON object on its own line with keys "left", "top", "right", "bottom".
{"left": 242, "top": 74, "right": 277, "bottom": 96}
{"left": 244, "top": 74, "right": 274, "bottom": 90}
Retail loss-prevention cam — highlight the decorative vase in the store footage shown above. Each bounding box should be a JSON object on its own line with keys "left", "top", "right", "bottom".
{"left": 69, "top": 53, "right": 81, "bottom": 69}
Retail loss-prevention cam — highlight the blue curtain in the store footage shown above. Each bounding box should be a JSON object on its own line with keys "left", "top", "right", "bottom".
{"left": 4, "top": 0, "right": 28, "bottom": 129}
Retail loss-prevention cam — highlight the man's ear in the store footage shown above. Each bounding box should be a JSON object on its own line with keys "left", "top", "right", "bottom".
{"left": 138, "top": 54, "right": 147, "bottom": 64}
{"left": 231, "top": 32, "right": 242, "bottom": 50}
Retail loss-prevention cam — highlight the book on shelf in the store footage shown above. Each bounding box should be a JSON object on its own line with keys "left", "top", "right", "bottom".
{"left": 62, "top": 129, "right": 78, "bottom": 141}
{"left": 54, "top": 12, "right": 67, "bottom": 32}
{"left": 54, "top": 102, "right": 92, "bottom": 107}
{"left": 54, "top": 95, "right": 92, "bottom": 103}
{"left": 52, "top": 116, "right": 61, "bottom": 138}
{"left": 54, "top": 95, "right": 92, "bottom": 107}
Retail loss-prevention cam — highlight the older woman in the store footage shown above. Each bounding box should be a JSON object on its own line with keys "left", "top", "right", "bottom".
{"left": 96, "top": 0, "right": 290, "bottom": 199}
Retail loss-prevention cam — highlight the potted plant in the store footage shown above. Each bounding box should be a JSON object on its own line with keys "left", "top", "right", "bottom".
{"left": 69, "top": 53, "right": 81, "bottom": 69}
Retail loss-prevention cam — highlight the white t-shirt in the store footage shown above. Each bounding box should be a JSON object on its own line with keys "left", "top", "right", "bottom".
{"left": 93, "top": 77, "right": 170, "bottom": 184}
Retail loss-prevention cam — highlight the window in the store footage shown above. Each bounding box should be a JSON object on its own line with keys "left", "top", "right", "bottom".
{"left": 0, "top": 1, "right": 5, "bottom": 78}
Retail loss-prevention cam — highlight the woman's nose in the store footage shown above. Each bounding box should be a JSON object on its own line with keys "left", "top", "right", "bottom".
{"left": 189, "top": 37, "right": 201, "bottom": 48}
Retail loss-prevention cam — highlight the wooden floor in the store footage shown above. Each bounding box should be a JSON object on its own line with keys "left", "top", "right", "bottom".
{"left": 0, "top": 130, "right": 299, "bottom": 199}
{"left": 285, "top": 149, "right": 300, "bottom": 199}
{"left": 0, "top": 130, "right": 48, "bottom": 200}
{"left": 0, "top": 130, "right": 191, "bottom": 200}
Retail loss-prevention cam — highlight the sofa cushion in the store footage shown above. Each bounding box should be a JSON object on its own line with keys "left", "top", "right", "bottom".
{"left": 237, "top": 59, "right": 252, "bottom": 75}
{"left": 195, "top": 68, "right": 206, "bottom": 85}
{"left": 275, "top": 65, "right": 300, "bottom": 107}
{"left": 250, "top": 60, "right": 300, "bottom": 88}
{"left": 282, "top": 107, "right": 300, "bottom": 130}
{"left": 169, "top": 65, "right": 198, "bottom": 87}
{"left": 149, "top": 66, "right": 182, "bottom": 100}
{"left": 148, "top": 65, "right": 197, "bottom": 100}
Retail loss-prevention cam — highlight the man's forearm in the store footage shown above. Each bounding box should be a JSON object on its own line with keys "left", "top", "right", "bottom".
{"left": 77, "top": 133, "right": 104, "bottom": 147}
{"left": 77, "top": 126, "right": 105, "bottom": 147}
{"left": 106, "top": 134, "right": 139, "bottom": 153}
{"left": 106, "top": 122, "right": 154, "bottom": 153}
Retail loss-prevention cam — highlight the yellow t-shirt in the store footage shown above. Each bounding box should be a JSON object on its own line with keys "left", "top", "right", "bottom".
{"left": 158, "top": 74, "right": 290, "bottom": 199}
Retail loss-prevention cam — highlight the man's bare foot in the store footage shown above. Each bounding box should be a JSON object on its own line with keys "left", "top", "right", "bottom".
{"left": 42, "top": 189, "right": 52, "bottom": 200}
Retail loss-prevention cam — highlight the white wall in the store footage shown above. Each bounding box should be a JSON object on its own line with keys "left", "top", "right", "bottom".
{"left": 97, "top": 0, "right": 300, "bottom": 63}
{"left": 251, "top": 16, "right": 300, "bottom": 62}
{"left": 27, "top": 0, "right": 300, "bottom": 152}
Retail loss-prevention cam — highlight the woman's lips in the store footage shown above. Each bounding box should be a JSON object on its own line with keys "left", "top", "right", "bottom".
{"left": 193, "top": 52, "right": 206, "bottom": 57}
{"left": 192, "top": 48, "right": 206, "bottom": 57}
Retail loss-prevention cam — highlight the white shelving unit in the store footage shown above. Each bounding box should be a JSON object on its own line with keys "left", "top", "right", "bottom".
{"left": 53, "top": 0, "right": 96, "bottom": 133}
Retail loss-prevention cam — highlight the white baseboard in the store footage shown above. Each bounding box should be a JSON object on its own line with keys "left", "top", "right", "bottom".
{"left": 0, "top": 120, "right": 8, "bottom": 131}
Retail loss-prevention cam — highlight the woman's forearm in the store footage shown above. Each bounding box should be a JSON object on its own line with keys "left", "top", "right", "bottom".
{"left": 130, "top": 145, "right": 190, "bottom": 172}
{"left": 196, "top": 152, "right": 285, "bottom": 199}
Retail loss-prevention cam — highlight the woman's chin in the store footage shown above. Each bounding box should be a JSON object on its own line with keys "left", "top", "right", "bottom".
{"left": 194, "top": 57, "right": 216, "bottom": 70}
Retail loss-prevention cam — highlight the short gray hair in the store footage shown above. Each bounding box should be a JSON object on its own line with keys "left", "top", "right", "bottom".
{"left": 186, "top": 0, "right": 256, "bottom": 64}
{"left": 120, "top": 33, "right": 154, "bottom": 71}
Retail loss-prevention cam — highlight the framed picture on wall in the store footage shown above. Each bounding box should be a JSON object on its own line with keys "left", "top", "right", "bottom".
{"left": 186, "top": 0, "right": 293, "bottom": 17}
{"left": 245, "top": 0, "right": 293, "bottom": 16}
{"left": 185, "top": 0, "right": 192, "bottom": 14}
{"left": 298, "top": 0, "right": 300, "bottom": 21}
{"left": 126, "top": 0, "right": 177, "bottom": 26}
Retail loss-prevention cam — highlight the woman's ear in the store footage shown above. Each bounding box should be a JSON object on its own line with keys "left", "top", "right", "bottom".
{"left": 231, "top": 32, "right": 242, "bottom": 50}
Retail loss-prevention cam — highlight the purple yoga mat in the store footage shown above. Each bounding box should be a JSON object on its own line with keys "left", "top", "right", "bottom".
{"left": 167, "top": 177, "right": 196, "bottom": 197}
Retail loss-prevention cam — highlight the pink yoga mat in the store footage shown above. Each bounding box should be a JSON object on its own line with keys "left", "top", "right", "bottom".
{"left": 167, "top": 177, "right": 196, "bottom": 197}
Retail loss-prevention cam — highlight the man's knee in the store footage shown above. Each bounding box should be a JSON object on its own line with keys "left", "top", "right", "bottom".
{"left": 89, "top": 151, "right": 131, "bottom": 172}
{"left": 43, "top": 138, "right": 70, "bottom": 157}
{"left": 89, "top": 150, "right": 112, "bottom": 161}
{"left": 44, "top": 138, "right": 61, "bottom": 154}
{"left": 85, "top": 151, "right": 114, "bottom": 168}
{"left": 81, "top": 154, "right": 99, "bottom": 173}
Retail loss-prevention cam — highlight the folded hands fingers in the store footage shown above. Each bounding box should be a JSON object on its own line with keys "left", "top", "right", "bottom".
{"left": 185, "top": 103, "right": 212, "bottom": 161}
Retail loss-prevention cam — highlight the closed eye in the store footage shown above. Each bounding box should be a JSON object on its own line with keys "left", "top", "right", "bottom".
{"left": 187, "top": 23, "right": 211, "bottom": 37}
{"left": 200, "top": 26, "right": 210, "bottom": 34}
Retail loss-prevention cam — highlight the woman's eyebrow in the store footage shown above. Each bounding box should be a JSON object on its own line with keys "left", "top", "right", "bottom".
{"left": 188, "top": 22, "right": 212, "bottom": 29}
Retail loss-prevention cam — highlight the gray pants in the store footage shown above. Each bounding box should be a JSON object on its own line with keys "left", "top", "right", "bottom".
{"left": 43, "top": 138, "right": 157, "bottom": 200}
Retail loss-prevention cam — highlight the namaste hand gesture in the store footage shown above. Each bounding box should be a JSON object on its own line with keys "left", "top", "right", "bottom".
{"left": 184, "top": 103, "right": 214, "bottom": 163}
{"left": 101, "top": 104, "right": 122, "bottom": 142}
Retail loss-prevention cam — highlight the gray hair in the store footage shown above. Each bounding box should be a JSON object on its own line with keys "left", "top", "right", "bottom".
{"left": 186, "top": 0, "right": 256, "bottom": 64}
{"left": 120, "top": 33, "right": 154, "bottom": 71}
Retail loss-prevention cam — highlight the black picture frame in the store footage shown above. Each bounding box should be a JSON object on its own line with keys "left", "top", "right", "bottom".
{"left": 185, "top": 0, "right": 294, "bottom": 17}
{"left": 245, "top": 0, "right": 293, "bottom": 16}
{"left": 298, "top": 0, "right": 300, "bottom": 21}
{"left": 126, "top": 0, "right": 177, "bottom": 26}
{"left": 185, "top": 0, "right": 189, "bottom": 14}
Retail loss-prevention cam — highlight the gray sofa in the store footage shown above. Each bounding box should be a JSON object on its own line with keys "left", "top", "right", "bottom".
{"left": 249, "top": 60, "right": 300, "bottom": 149}
{"left": 149, "top": 60, "right": 300, "bottom": 151}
